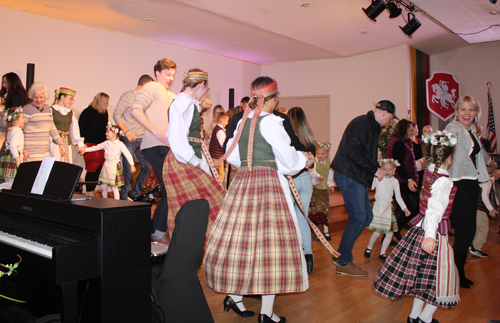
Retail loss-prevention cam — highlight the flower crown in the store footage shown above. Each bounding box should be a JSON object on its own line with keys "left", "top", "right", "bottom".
{"left": 2, "top": 107, "right": 23, "bottom": 122}
{"left": 319, "top": 142, "right": 331, "bottom": 150}
{"left": 106, "top": 122, "right": 124, "bottom": 136}
{"left": 378, "top": 158, "right": 400, "bottom": 167}
{"left": 422, "top": 130, "right": 458, "bottom": 147}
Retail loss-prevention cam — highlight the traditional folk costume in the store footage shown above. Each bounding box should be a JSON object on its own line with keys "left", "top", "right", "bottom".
{"left": 203, "top": 81, "right": 308, "bottom": 296}
{"left": 308, "top": 158, "right": 334, "bottom": 226}
{"left": 84, "top": 139, "right": 134, "bottom": 188}
{"left": 373, "top": 164, "right": 460, "bottom": 309}
{"left": 23, "top": 103, "right": 64, "bottom": 162}
{"left": 49, "top": 88, "right": 85, "bottom": 164}
{"left": 163, "top": 71, "right": 225, "bottom": 238}
{"left": 0, "top": 125, "right": 24, "bottom": 180}
{"left": 367, "top": 175, "right": 407, "bottom": 234}
{"left": 209, "top": 123, "right": 227, "bottom": 184}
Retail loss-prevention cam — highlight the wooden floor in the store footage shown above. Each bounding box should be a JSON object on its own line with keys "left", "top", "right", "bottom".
{"left": 199, "top": 217, "right": 500, "bottom": 323}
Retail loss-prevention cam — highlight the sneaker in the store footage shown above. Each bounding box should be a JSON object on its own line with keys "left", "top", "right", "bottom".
{"left": 336, "top": 262, "right": 368, "bottom": 277}
{"left": 469, "top": 247, "right": 489, "bottom": 258}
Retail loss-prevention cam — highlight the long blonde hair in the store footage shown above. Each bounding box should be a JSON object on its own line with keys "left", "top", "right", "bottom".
{"left": 287, "top": 107, "right": 317, "bottom": 150}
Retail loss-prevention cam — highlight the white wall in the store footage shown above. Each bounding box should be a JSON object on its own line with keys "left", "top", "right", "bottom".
{"left": 430, "top": 42, "right": 500, "bottom": 133}
{"left": 0, "top": 6, "right": 260, "bottom": 120}
{"left": 262, "top": 45, "right": 411, "bottom": 154}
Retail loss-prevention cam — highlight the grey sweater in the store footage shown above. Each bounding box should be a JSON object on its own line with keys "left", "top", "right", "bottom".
{"left": 113, "top": 90, "right": 145, "bottom": 138}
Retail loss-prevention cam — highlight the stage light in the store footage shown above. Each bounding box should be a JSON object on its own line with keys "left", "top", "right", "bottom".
{"left": 400, "top": 12, "right": 421, "bottom": 38}
{"left": 387, "top": 1, "right": 402, "bottom": 18}
{"left": 362, "top": 0, "right": 387, "bottom": 22}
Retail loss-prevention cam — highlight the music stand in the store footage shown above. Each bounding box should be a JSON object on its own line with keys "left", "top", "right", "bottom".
{"left": 10, "top": 161, "right": 83, "bottom": 201}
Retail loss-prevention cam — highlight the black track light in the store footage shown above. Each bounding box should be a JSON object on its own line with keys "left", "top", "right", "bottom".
{"left": 400, "top": 12, "right": 421, "bottom": 38}
{"left": 387, "top": 1, "right": 402, "bottom": 18}
{"left": 362, "top": 0, "right": 387, "bottom": 22}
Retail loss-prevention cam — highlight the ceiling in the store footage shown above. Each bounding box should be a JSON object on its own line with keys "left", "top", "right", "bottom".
{"left": 2, "top": 0, "right": 499, "bottom": 64}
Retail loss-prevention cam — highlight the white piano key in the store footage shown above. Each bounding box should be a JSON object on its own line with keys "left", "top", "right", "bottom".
{"left": 0, "top": 231, "right": 53, "bottom": 259}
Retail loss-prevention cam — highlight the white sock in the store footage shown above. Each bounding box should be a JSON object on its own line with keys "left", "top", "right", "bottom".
{"left": 324, "top": 225, "right": 329, "bottom": 234}
{"left": 367, "top": 232, "right": 381, "bottom": 250}
{"left": 102, "top": 185, "right": 108, "bottom": 198}
{"left": 152, "top": 230, "right": 165, "bottom": 239}
{"left": 112, "top": 187, "right": 119, "bottom": 200}
{"left": 228, "top": 294, "right": 246, "bottom": 311}
{"left": 409, "top": 298, "right": 425, "bottom": 319}
{"left": 260, "top": 294, "right": 276, "bottom": 318}
{"left": 380, "top": 233, "right": 393, "bottom": 255}
{"left": 419, "top": 303, "right": 437, "bottom": 323}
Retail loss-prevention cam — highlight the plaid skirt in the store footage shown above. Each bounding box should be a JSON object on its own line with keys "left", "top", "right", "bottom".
{"left": 309, "top": 188, "right": 330, "bottom": 223}
{"left": 203, "top": 166, "right": 306, "bottom": 295}
{"left": 0, "top": 150, "right": 16, "bottom": 178}
{"left": 373, "top": 226, "right": 459, "bottom": 308}
{"left": 163, "top": 151, "right": 225, "bottom": 238}
{"left": 367, "top": 200, "right": 398, "bottom": 234}
{"left": 98, "top": 161, "right": 124, "bottom": 187}
{"left": 144, "top": 169, "right": 158, "bottom": 191}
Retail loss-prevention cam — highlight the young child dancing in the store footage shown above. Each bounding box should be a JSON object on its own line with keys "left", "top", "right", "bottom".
{"left": 373, "top": 131, "right": 460, "bottom": 323}
{"left": 364, "top": 159, "right": 410, "bottom": 260}
{"left": 0, "top": 107, "right": 27, "bottom": 182}
{"left": 309, "top": 142, "right": 335, "bottom": 241}
{"left": 80, "top": 123, "right": 135, "bottom": 199}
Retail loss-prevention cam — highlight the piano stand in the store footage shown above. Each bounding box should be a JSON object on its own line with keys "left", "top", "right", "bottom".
{"left": 60, "top": 282, "right": 77, "bottom": 323}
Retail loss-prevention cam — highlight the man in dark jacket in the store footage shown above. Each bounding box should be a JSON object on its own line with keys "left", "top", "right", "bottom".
{"left": 330, "top": 100, "right": 396, "bottom": 276}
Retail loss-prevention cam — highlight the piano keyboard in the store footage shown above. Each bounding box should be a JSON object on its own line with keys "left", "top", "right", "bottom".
{"left": 0, "top": 231, "right": 53, "bottom": 259}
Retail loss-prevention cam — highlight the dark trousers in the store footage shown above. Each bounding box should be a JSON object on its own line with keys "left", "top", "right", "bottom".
{"left": 450, "top": 179, "right": 478, "bottom": 280}
{"left": 142, "top": 146, "right": 170, "bottom": 233}
{"left": 85, "top": 165, "right": 102, "bottom": 192}
{"left": 395, "top": 183, "right": 420, "bottom": 231}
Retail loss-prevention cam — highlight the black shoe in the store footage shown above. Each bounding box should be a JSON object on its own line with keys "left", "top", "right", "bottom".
{"left": 379, "top": 254, "right": 387, "bottom": 261}
{"left": 459, "top": 280, "right": 470, "bottom": 289}
{"left": 407, "top": 317, "right": 418, "bottom": 323}
{"left": 223, "top": 296, "right": 255, "bottom": 317}
{"left": 258, "top": 314, "right": 286, "bottom": 323}
{"left": 364, "top": 248, "right": 372, "bottom": 258}
{"left": 324, "top": 232, "right": 332, "bottom": 241}
{"left": 417, "top": 318, "right": 439, "bottom": 323}
{"left": 305, "top": 254, "right": 314, "bottom": 273}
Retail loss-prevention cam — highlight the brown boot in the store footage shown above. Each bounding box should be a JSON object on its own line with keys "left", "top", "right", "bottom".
{"left": 336, "top": 262, "right": 368, "bottom": 276}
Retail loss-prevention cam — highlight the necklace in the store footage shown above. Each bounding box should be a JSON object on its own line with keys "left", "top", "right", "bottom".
{"left": 32, "top": 102, "right": 44, "bottom": 112}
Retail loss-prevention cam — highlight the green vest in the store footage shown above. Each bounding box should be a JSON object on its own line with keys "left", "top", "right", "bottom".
{"left": 51, "top": 107, "right": 73, "bottom": 145}
{"left": 239, "top": 116, "right": 277, "bottom": 169}
{"left": 314, "top": 160, "right": 330, "bottom": 190}
{"left": 188, "top": 104, "right": 202, "bottom": 159}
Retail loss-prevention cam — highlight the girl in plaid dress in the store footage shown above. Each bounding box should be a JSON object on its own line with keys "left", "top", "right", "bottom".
{"left": 203, "top": 77, "right": 314, "bottom": 323}
{"left": 0, "top": 107, "right": 26, "bottom": 182}
{"left": 80, "top": 124, "right": 135, "bottom": 199}
{"left": 373, "top": 131, "right": 460, "bottom": 323}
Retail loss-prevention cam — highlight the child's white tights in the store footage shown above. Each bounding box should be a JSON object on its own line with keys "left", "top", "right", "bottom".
{"left": 367, "top": 232, "right": 393, "bottom": 255}
{"left": 409, "top": 298, "right": 437, "bottom": 322}
{"left": 101, "top": 185, "right": 119, "bottom": 200}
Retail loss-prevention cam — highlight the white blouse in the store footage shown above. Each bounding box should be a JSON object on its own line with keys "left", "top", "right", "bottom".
{"left": 6, "top": 127, "right": 24, "bottom": 158}
{"left": 371, "top": 176, "right": 407, "bottom": 210}
{"left": 85, "top": 139, "right": 134, "bottom": 165}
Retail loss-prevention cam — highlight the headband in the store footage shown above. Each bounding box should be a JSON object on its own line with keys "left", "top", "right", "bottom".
{"left": 378, "top": 158, "right": 400, "bottom": 167}
{"left": 183, "top": 70, "right": 208, "bottom": 82}
{"left": 106, "top": 122, "right": 124, "bottom": 136}
{"left": 2, "top": 107, "right": 23, "bottom": 122}
{"left": 422, "top": 130, "right": 458, "bottom": 147}
{"left": 53, "top": 87, "right": 76, "bottom": 105}
{"left": 319, "top": 142, "right": 331, "bottom": 150}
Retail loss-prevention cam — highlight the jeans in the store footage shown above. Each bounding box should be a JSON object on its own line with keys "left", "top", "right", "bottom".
{"left": 120, "top": 137, "right": 152, "bottom": 200}
{"left": 293, "top": 171, "right": 314, "bottom": 255}
{"left": 334, "top": 171, "right": 373, "bottom": 266}
{"left": 142, "top": 146, "right": 170, "bottom": 233}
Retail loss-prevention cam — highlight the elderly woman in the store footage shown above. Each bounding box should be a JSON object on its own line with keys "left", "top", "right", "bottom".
{"left": 445, "top": 95, "right": 492, "bottom": 288}
{"left": 78, "top": 93, "right": 109, "bottom": 195}
{"left": 204, "top": 77, "right": 313, "bottom": 323}
{"left": 22, "top": 82, "right": 65, "bottom": 162}
{"left": 49, "top": 87, "right": 85, "bottom": 164}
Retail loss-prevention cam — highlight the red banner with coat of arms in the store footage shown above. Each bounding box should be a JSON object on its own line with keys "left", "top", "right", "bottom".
{"left": 426, "top": 72, "right": 460, "bottom": 121}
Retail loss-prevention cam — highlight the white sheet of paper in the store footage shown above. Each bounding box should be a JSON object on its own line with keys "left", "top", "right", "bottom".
{"left": 31, "top": 157, "right": 56, "bottom": 195}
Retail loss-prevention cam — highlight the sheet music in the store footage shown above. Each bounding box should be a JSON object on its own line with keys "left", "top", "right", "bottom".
{"left": 31, "top": 157, "right": 55, "bottom": 195}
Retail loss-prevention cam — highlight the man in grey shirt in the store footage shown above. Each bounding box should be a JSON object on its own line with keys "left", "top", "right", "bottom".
{"left": 113, "top": 74, "right": 154, "bottom": 201}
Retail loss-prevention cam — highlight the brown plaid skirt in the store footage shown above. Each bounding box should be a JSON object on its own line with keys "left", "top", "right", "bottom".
{"left": 203, "top": 166, "right": 306, "bottom": 295}
{"left": 163, "top": 151, "right": 225, "bottom": 237}
{"left": 0, "top": 150, "right": 17, "bottom": 179}
{"left": 98, "top": 161, "right": 124, "bottom": 187}
{"left": 373, "top": 226, "right": 458, "bottom": 308}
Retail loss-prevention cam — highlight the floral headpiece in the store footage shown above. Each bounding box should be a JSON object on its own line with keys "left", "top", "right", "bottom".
{"left": 53, "top": 87, "right": 76, "bottom": 105}
{"left": 2, "top": 107, "right": 23, "bottom": 122}
{"left": 106, "top": 122, "right": 124, "bottom": 136}
{"left": 422, "top": 130, "right": 458, "bottom": 147}
{"left": 378, "top": 158, "right": 400, "bottom": 167}
{"left": 319, "top": 142, "right": 331, "bottom": 150}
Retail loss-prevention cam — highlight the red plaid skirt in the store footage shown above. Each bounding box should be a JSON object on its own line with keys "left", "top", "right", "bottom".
{"left": 163, "top": 151, "right": 225, "bottom": 237}
{"left": 203, "top": 166, "right": 306, "bottom": 295}
{"left": 0, "top": 150, "right": 16, "bottom": 178}
{"left": 373, "top": 226, "right": 457, "bottom": 308}
{"left": 99, "top": 161, "right": 125, "bottom": 187}
{"left": 144, "top": 169, "right": 158, "bottom": 191}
